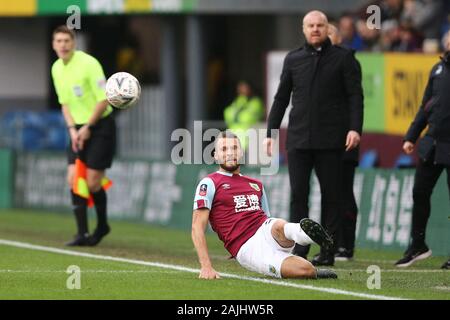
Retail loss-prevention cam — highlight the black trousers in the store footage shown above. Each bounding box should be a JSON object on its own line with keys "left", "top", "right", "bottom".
{"left": 287, "top": 149, "right": 343, "bottom": 256}
{"left": 411, "top": 158, "right": 450, "bottom": 246}
{"left": 339, "top": 161, "right": 358, "bottom": 252}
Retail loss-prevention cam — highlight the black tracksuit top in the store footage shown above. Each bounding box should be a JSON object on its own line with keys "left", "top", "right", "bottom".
{"left": 267, "top": 38, "right": 364, "bottom": 151}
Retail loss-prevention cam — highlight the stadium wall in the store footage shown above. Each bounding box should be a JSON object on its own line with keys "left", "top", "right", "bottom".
{"left": 11, "top": 152, "right": 450, "bottom": 256}
{"left": 0, "top": 149, "right": 13, "bottom": 208}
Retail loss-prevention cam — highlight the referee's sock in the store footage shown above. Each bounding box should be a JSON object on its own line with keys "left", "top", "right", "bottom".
{"left": 71, "top": 190, "right": 89, "bottom": 236}
{"left": 91, "top": 189, "right": 108, "bottom": 230}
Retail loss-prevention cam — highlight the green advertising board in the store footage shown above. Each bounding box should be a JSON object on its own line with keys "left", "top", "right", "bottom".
{"left": 0, "top": 149, "right": 13, "bottom": 209}
{"left": 11, "top": 152, "right": 450, "bottom": 256}
{"left": 356, "top": 53, "right": 385, "bottom": 133}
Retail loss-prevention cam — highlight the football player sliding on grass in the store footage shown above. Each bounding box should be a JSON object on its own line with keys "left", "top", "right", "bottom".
{"left": 191, "top": 131, "right": 337, "bottom": 279}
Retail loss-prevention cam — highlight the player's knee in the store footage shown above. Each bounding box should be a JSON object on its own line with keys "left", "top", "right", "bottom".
{"left": 86, "top": 177, "right": 101, "bottom": 192}
{"left": 292, "top": 258, "right": 316, "bottom": 278}
{"left": 272, "top": 219, "right": 287, "bottom": 236}
{"left": 302, "top": 262, "right": 317, "bottom": 278}
{"left": 281, "top": 256, "right": 316, "bottom": 279}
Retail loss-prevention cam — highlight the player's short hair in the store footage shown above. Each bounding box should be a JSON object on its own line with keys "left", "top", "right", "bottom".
{"left": 214, "top": 131, "right": 241, "bottom": 149}
{"left": 53, "top": 25, "right": 76, "bottom": 40}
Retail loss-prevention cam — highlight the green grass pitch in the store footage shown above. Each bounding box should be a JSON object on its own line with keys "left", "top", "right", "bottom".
{"left": 0, "top": 209, "right": 448, "bottom": 300}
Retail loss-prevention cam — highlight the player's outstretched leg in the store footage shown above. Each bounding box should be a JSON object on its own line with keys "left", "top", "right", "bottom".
{"left": 280, "top": 256, "right": 337, "bottom": 279}
{"left": 272, "top": 219, "right": 337, "bottom": 279}
{"left": 299, "top": 218, "right": 334, "bottom": 250}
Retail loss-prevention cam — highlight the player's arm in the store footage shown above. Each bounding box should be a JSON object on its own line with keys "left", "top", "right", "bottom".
{"left": 405, "top": 66, "right": 435, "bottom": 145}
{"left": 192, "top": 208, "right": 220, "bottom": 280}
{"left": 52, "top": 68, "right": 80, "bottom": 152}
{"left": 343, "top": 51, "right": 364, "bottom": 151}
{"left": 77, "top": 58, "right": 110, "bottom": 149}
{"left": 261, "top": 187, "right": 271, "bottom": 217}
{"left": 265, "top": 52, "right": 293, "bottom": 156}
{"left": 61, "top": 104, "right": 79, "bottom": 152}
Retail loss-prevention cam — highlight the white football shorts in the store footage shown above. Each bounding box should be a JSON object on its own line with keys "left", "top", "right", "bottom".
{"left": 236, "top": 218, "right": 295, "bottom": 278}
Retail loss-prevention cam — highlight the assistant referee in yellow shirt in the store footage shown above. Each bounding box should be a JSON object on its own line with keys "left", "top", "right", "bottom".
{"left": 51, "top": 25, "right": 116, "bottom": 246}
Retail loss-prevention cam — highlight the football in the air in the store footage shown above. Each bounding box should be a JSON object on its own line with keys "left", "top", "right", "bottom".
{"left": 105, "top": 72, "right": 141, "bottom": 109}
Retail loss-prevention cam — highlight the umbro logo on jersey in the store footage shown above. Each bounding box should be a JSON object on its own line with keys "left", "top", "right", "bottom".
{"left": 222, "top": 184, "right": 231, "bottom": 190}
{"left": 249, "top": 183, "right": 260, "bottom": 192}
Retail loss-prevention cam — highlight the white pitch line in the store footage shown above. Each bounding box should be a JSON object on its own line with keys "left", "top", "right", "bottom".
{"left": 0, "top": 239, "right": 407, "bottom": 300}
{"left": 0, "top": 270, "right": 178, "bottom": 273}
{"left": 333, "top": 268, "right": 446, "bottom": 273}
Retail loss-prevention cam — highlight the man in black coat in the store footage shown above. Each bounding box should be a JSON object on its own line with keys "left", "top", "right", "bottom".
{"left": 265, "top": 11, "right": 364, "bottom": 266}
{"left": 328, "top": 23, "right": 361, "bottom": 261}
{"left": 396, "top": 32, "right": 450, "bottom": 269}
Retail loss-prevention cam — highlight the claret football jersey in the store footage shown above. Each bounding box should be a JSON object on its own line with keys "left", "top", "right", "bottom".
{"left": 193, "top": 171, "right": 271, "bottom": 257}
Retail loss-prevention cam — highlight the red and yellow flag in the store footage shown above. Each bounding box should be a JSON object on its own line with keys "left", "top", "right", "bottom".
{"left": 72, "top": 158, "right": 112, "bottom": 207}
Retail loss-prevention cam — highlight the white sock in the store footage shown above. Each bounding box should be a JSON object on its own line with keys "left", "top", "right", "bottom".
{"left": 283, "top": 223, "right": 314, "bottom": 246}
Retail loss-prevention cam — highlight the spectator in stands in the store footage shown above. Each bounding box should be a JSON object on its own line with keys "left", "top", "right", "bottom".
{"left": 396, "top": 29, "right": 450, "bottom": 269}
{"left": 396, "top": 25, "right": 422, "bottom": 52}
{"left": 401, "top": 0, "right": 445, "bottom": 43}
{"left": 380, "top": 0, "right": 404, "bottom": 21}
{"left": 380, "top": 20, "right": 402, "bottom": 51}
{"left": 356, "top": 19, "right": 382, "bottom": 52}
{"left": 327, "top": 23, "right": 343, "bottom": 47}
{"left": 223, "top": 81, "right": 264, "bottom": 151}
{"left": 339, "top": 14, "right": 364, "bottom": 50}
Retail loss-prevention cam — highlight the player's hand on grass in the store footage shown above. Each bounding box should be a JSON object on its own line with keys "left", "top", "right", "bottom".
{"left": 77, "top": 125, "right": 92, "bottom": 150}
{"left": 403, "top": 141, "right": 414, "bottom": 154}
{"left": 345, "top": 130, "right": 361, "bottom": 151}
{"left": 199, "top": 266, "right": 220, "bottom": 280}
{"left": 263, "top": 138, "right": 273, "bottom": 157}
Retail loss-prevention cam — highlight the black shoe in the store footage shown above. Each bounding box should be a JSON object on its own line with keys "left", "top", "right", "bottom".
{"left": 441, "top": 259, "right": 450, "bottom": 270}
{"left": 395, "top": 244, "right": 432, "bottom": 267}
{"left": 316, "top": 269, "right": 338, "bottom": 279}
{"left": 88, "top": 225, "right": 111, "bottom": 246}
{"left": 312, "top": 252, "right": 335, "bottom": 266}
{"left": 292, "top": 243, "right": 310, "bottom": 259}
{"left": 299, "top": 218, "right": 333, "bottom": 251}
{"left": 335, "top": 248, "right": 354, "bottom": 262}
{"left": 65, "top": 233, "right": 90, "bottom": 246}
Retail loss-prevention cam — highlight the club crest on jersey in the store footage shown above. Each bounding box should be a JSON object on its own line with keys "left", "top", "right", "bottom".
{"left": 199, "top": 184, "right": 207, "bottom": 196}
{"left": 269, "top": 265, "right": 276, "bottom": 275}
{"left": 249, "top": 183, "right": 260, "bottom": 192}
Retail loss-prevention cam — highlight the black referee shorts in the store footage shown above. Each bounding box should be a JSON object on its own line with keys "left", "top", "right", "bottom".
{"left": 67, "top": 115, "right": 116, "bottom": 170}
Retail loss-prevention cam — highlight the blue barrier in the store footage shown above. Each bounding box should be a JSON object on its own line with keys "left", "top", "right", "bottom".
{"left": 0, "top": 111, "right": 68, "bottom": 151}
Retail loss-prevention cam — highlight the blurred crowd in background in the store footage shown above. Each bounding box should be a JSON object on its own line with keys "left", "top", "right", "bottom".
{"left": 336, "top": 0, "right": 450, "bottom": 53}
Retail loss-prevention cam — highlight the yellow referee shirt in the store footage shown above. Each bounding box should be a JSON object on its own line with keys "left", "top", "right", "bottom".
{"left": 51, "top": 50, "right": 112, "bottom": 124}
